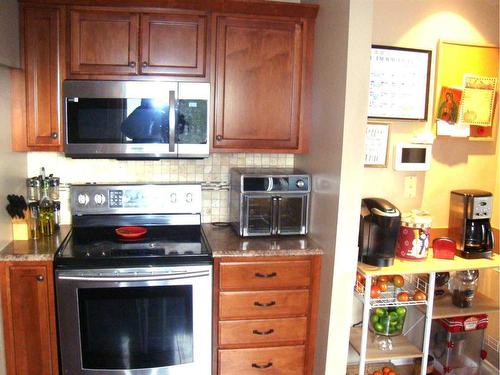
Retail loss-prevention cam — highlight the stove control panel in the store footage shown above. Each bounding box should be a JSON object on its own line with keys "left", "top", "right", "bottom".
{"left": 71, "top": 184, "right": 202, "bottom": 215}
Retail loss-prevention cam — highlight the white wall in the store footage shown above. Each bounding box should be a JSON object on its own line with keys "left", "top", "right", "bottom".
{"left": 0, "top": 0, "right": 19, "bottom": 68}
{"left": 296, "top": 0, "right": 372, "bottom": 373}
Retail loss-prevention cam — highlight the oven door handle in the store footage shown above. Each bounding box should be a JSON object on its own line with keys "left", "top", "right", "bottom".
{"left": 58, "top": 270, "right": 210, "bottom": 282}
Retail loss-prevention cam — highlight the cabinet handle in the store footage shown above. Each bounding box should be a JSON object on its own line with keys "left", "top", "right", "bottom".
{"left": 216, "top": 135, "right": 222, "bottom": 141}
{"left": 142, "top": 61, "right": 148, "bottom": 67}
{"left": 36, "top": 275, "right": 44, "bottom": 282}
{"left": 51, "top": 132, "right": 58, "bottom": 139}
{"left": 252, "top": 328, "right": 274, "bottom": 335}
{"left": 129, "top": 61, "right": 136, "bottom": 68}
{"left": 254, "top": 300, "right": 276, "bottom": 307}
{"left": 252, "top": 362, "right": 273, "bottom": 369}
{"left": 255, "top": 272, "right": 277, "bottom": 278}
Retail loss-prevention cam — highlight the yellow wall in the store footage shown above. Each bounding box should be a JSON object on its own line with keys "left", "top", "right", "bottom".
{"left": 365, "top": 0, "right": 499, "bottom": 228}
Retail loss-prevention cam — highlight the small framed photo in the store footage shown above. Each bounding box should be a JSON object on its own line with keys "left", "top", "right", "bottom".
{"left": 364, "top": 122, "right": 389, "bottom": 167}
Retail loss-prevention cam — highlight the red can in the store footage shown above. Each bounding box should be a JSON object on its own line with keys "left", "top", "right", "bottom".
{"left": 396, "top": 211, "right": 432, "bottom": 260}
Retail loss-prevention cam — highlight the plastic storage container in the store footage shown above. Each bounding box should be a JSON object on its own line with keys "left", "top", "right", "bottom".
{"left": 430, "top": 314, "right": 488, "bottom": 375}
{"left": 396, "top": 210, "right": 432, "bottom": 260}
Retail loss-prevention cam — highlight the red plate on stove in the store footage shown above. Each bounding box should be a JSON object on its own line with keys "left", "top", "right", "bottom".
{"left": 115, "top": 226, "right": 148, "bottom": 239}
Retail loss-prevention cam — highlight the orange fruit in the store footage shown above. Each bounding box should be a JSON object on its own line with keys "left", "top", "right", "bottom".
{"left": 372, "top": 371, "right": 383, "bottom": 375}
{"left": 388, "top": 371, "right": 397, "bottom": 375}
{"left": 382, "top": 367, "right": 391, "bottom": 374}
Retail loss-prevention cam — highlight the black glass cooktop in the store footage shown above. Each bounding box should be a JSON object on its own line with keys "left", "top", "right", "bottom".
{"left": 55, "top": 225, "right": 212, "bottom": 268}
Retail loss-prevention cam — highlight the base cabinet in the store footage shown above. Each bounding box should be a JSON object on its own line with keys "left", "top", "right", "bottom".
{"left": 0, "top": 261, "right": 59, "bottom": 375}
{"left": 214, "top": 256, "right": 321, "bottom": 375}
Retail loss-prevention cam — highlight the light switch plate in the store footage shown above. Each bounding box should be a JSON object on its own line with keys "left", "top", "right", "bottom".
{"left": 404, "top": 176, "right": 417, "bottom": 198}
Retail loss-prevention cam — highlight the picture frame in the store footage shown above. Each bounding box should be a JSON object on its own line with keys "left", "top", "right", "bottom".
{"left": 364, "top": 122, "right": 390, "bottom": 167}
{"left": 368, "top": 45, "right": 432, "bottom": 121}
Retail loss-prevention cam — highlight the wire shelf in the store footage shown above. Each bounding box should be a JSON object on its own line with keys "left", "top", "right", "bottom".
{"left": 485, "top": 334, "right": 500, "bottom": 353}
{"left": 354, "top": 274, "right": 429, "bottom": 307}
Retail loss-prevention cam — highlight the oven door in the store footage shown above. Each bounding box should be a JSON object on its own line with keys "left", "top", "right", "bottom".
{"left": 55, "top": 265, "right": 212, "bottom": 375}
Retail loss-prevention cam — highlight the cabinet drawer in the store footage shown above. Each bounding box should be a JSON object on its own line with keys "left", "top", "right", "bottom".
{"left": 220, "top": 290, "right": 309, "bottom": 319}
{"left": 219, "top": 345, "right": 305, "bottom": 375}
{"left": 220, "top": 261, "right": 311, "bottom": 290}
{"left": 219, "top": 317, "right": 307, "bottom": 346}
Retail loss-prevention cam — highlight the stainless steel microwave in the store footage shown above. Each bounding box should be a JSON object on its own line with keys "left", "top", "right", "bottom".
{"left": 63, "top": 81, "right": 210, "bottom": 159}
{"left": 230, "top": 168, "right": 310, "bottom": 237}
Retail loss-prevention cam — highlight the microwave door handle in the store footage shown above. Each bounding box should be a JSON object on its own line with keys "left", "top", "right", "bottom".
{"left": 168, "top": 90, "right": 176, "bottom": 152}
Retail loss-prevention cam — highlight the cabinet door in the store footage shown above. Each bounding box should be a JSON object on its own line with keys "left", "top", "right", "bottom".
{"left": 140, "top": 13, "right": 207, "bottom": 77}
{"left": 23, "top": 6, "right": 64, "bottom": 148}
{"left": 214, "top": 16, "right": 303, "bottom": 151}
{"left": 1, "top": 264, "right": 58, "bottom": 375}
{"left": 70, "top": 9, "right": 139, "bottom": 75}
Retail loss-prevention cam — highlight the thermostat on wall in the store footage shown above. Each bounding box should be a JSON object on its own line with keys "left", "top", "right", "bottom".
{"left": 394, "top": 143, "right": 432, "bottom": 171}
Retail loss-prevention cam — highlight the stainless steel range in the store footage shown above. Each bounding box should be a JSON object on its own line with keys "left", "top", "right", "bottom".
{"left": 54, "top": 183, "right": 212, "bottom": 375}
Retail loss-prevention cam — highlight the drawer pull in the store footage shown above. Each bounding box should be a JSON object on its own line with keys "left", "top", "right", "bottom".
{"left": 252, "top": 362, "right": 273, "bottom": 369}
{"left": 252, "top": 328, "right": 274, "bottom": 335}
{"left": 254, "top": 300, "right": 276, "bottom": 307}
{"left": 255, "top": 272, "right": 277, "bottom": 278}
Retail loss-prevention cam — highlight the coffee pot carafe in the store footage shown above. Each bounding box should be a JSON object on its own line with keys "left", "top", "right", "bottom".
{"left": 449, "top": 190, "right": 494, "bottom": 259}
{"left": 358, "top": 198, "right": 401, "bottom": 267}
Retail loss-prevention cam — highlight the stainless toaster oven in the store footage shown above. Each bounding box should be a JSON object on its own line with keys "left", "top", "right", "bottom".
{"left": 230, "top": 168, "right": 310, "bottom": 237}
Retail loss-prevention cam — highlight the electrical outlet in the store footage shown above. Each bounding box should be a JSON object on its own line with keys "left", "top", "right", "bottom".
{"left": 404, "top": 176, "right": 417, "bottom": 198}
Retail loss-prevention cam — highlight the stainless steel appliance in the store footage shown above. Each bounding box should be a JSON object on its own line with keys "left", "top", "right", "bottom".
{"left": 63, "top": 81, "right": 210, "bottom": 159}
{"left": 55, "top": 184, "right": 212, "bottom": 375}
{"left": 358, "top": 198, "right": 401, "bottom": 267}
{"left": 230, "top": 168, "right": 310, "bottom": 237}
{"left": 449, "top": 190, "right": 494, "bottom": 259}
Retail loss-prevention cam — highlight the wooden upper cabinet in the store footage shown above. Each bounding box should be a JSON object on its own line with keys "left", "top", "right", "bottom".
{"left": 1, "top": 262, "right": 59, "bottom": 375}
{"left": 69, "top": 8, "right": 207, "bottom": 78}
{"left": 213, "top": 16, "right": 310, "bottom": 152}
{"left": 22, "top": 6, "right": 64, "bottom": 149}
{"left": 140, "top": 13, "right": 207, "bottom": 76}
{"left": 70, "top": 9, "right": 139, "bottom": 75}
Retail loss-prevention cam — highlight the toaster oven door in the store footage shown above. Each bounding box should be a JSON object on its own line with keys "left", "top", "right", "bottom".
{"left": 243, "top": 195, "right": 274, "bottom": 236}
{"left": 276, "top": 194, "right": 309, "bottom": 235}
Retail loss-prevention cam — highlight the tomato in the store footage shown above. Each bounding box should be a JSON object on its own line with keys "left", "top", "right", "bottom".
{"left": 396, "top": 291, "right": 409, "bottom": 302}
{"left": 413, "top": 290, "right": 427, "bottom": 301}
{"left": 356, "top": 272, "right": 365, "bottom": 284}
{"left": 372, "top": 371, "right": 383, "bottom": 375}
{"left": 370, "top": 285, "right": 381, "bottom": 299}
{"left": 378, "top": 281, "right": 388, "bottom": 292}
{"left": 388, "top": 371, "right": 397, "bottom": 375}
{"left": 382, "top": 367, "right": 391, "bottom": 374}
{"left": 378, "top": 275, "right": 389, "bottom": 283}
{"left": 392, "top": 275, "right": 405, "bottom": 288}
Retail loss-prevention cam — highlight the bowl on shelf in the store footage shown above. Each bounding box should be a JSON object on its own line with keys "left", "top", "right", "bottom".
{"left": 369, "top": 306, "right": 407, "bottom": 337}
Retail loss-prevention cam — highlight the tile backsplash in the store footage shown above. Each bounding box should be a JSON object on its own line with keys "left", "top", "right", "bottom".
{"left": 27, "top": 152, "right": 294, "bottom": 224}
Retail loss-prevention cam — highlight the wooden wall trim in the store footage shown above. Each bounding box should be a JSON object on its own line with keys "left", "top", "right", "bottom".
{"left": 19, "top": 0, "right": 320, "bottom": 19}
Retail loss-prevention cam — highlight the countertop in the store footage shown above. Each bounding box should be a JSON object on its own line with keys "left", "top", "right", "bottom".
{"left": 0, "top": 225, "right": 71, "bottom": 261}
{"left": 202, "top": 223, "right": 324, "bottom": 257}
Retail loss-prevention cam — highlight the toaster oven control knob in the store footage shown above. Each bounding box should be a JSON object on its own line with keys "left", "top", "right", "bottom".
{"left": 296, "top": 180, "right": 305, "bottom": 188}
{"left": 77, "top": 193, "right": 90, "bottom": 206}
{"left": 94, "top": 193, "right": 106, "bottom": 206}
{"left": 186, "top": 193, "right": 193, "bottom": 203}
{"left": 170, "top": 193, "right": 177, "bottom": 203}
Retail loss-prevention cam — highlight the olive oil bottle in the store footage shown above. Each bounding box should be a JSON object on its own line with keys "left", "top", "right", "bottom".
{"left": 39, "top": 179, "right": 54, "bottom": 236}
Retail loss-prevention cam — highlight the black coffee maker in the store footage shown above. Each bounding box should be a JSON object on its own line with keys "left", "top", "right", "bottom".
{"left": 449, "top": 190, "right": 494, "bottom": 259}
{"left": 358, "top": 198, "right": 401, "bottom": 267}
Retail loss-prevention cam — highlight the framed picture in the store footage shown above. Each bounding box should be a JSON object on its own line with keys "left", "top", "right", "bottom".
{"left": 368, "top": 45, "right": 432, "bottom": 120}
{"left": 364, "top": 122, "right": 389, "bottom": 167}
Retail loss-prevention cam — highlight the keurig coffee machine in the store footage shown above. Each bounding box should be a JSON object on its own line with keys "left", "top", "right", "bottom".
{"left": 358, "top": 198, "right": 401, "bottom": 267}
{"left": 449, "top": 190, "right": 494, "bottom": 259}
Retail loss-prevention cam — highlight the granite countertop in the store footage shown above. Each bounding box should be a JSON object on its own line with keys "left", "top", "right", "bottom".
{"left": 0, "top": 225, "right": 71, "bottom": 261}
{"left": 202, "top": 223, "right": 324, "bottom": 257}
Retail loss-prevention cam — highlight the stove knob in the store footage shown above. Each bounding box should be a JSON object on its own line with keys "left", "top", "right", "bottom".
{"left": 296, "top": 180, "right": 305, "bottom": 188}
{"left": 77, "top": 193, "right": 90, "bottom": 206}
{"left": 170, "top": 193, "right": 177, "bottom": 203}
{"left": 94, "top": 193, "right": 106, "bottom": 206}
{"left": 186, "top": 193, "right": 193, "bottom": 203}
